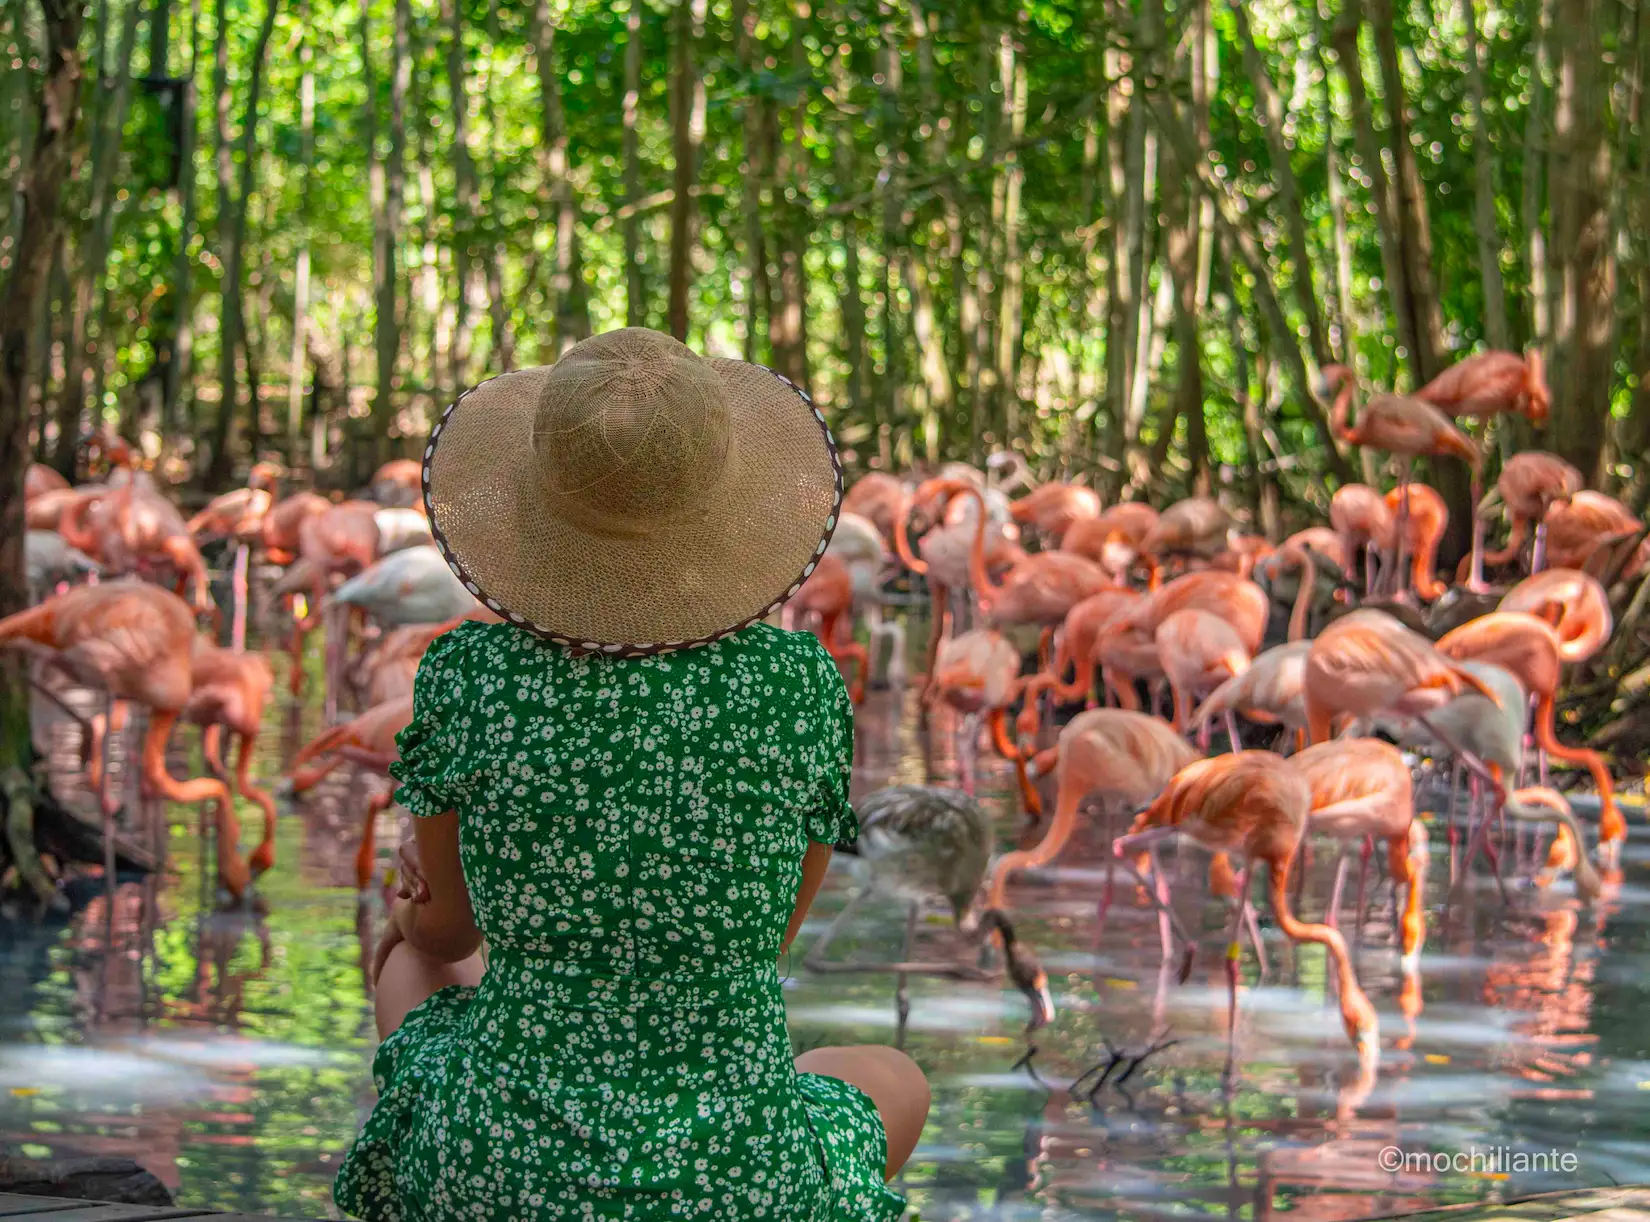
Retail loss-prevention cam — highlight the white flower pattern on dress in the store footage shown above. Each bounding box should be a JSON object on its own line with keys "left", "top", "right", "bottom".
{"left": 334, "top": 621, "right": 905, "bottom": 1222}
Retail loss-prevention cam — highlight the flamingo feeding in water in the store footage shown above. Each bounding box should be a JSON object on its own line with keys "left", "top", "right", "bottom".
{"left": 0, "top": 582, "right": 251, "bottom": 899}
{"left": 1109, "top": 750, "right": 1380, "bottom": 1064}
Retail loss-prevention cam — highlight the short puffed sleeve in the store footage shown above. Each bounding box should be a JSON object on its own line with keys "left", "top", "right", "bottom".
{"left": 799, "top": 635, "right": 858, "bottom": 847}
{"left": 388, "top": 626, "right": 488, "bottom": 818}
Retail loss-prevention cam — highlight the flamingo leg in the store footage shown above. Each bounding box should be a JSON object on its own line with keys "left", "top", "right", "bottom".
{"left": 1224, "top": 711, "right": 1243, "bottom": 754}
{"left": 1392, "top": 468, "right": 1412, "bottom": 601}
{"left": 202, "top": 724, "right": 229, "bottom": 781}
{"left": 1455, "top": 784, "right": 1513, "bottom": 905}
{"left": 355, "top": 788, "right": 393, "bottom": 891}
{"left": 139, "top": 708, "right": 248, "bottom": 900}
{"left": 231, "top": 543, "right": 250, "bottom": 652}
{"left": 87, "top": 700, "right": 117, "bottom": 818}
{"left": 101, "top": 692, "right": 117, "bottom": 884}
{"left": 238, "top": 732, "right": 278, "bottom": 878}
{"left": 1352, "top": 834, "right": 1374, "bottom": 933}
{"left": 919, "top": 582, "right": 947, "bottom": 719}
{"left": 1467, "top": 464, "right": 1488, "bottom": 593}
{"left": 1110, "top": 830, "right": 1197, "bottom": 980}
{"left": 1531, "top": 522, "right": 1548, "bottom": 574}
{"left": 1326, "top": 849, "right": 1349, "bottom": 928}
{"left": 1244, "top": 901, "right": 1268, "bottom": 977}
{"left": 801, "top": 887, "right": 869, "bottom": 973}
{"left": 956, "top": 712, "right": 979, "bottom": 796}
{"left": 1446, "top": 759, "right": 1463, "bottom": 886}
{"left": 1221, "top": 862, "right": 1254, "bottom": 1084}
{"left": 895, "top": 900, "right": 918, "bottom": 1045}
{"left": 1149, "top": 846, "right": 1174, "bottom": 967}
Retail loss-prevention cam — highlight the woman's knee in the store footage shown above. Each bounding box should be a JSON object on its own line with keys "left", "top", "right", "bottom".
{"left": 374, "top": 942, "right": 482, "bottom": 1040}
{"left": 796, "top": 1044, "right": 930, "bottom": 1178}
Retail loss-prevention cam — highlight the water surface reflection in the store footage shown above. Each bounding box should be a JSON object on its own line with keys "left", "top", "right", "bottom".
{"left": 3, "top": 663, "right": 1648, "bottom": 1220}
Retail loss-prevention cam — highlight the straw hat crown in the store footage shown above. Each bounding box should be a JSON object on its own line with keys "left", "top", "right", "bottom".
{"left": 423, "top": 326, "right": 841, "bottom": 654}
{"left": 534, "top": 329, "right": 733, "bottom": 537}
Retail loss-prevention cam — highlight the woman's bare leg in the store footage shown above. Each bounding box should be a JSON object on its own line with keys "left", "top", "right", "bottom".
{"left": 795, "top": 1044, "right": 931, "bottom": 1180}
{"left": 374, "top": 939, "right": 483, "bottom": 1040}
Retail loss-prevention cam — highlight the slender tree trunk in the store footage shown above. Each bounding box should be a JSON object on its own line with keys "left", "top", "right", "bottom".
{"left": 51, "top": 0, "right": 140, "bottom": 472}
{"left": 532, "top": 0, "right": 588, "bottom": 353}
{"left": 624, "top": 0, "right": 645, "bottom": 328}
{"left": 1369, "top": 0, "right": 1471, "bottom": 558}
{"left": 1233, "top": 0, "right": 1330, "bottom": 368}
{"left": 1147, "top": 92, "right": 1354, "bottom": 481}
{"left": 830, "top": 34, "right": 866, "bottom": 417}
{"left": 1072, "top": 111, "right": 1104, "bottom": 463}
{"left": 287, "top": 0, "right": 313, "bottom": 462}
{"left": 1311, "top": 3, "right": 1357, "bottom": 359}
{"left": 994, "top": 32, "right": 1026, "bottom": 440}
{"left": 1332, "top": 6, "right": 1419, "bottom": 374}
{"left": 2, "top": 0, "right": 86, "bottom": 784}
{"left": 205, "top": 0, "right": 278, "bottom": 487}
{"left": 877, "top": 17, "right": 903, "bottom": 467}
{"left": 665, "top": 0, "right": 705, "bottom": 341}
{"left": 970, "top": 32, "right": 996, "bottom": 460}
{"left": 905, "top": 254, "right": 951, "bottom": 465}
{"left": 32, "top": 239, "right": 65, "bottom": 458}
{"left": 1118, "top": 0, "right": 1163, "bottom": 459}
{"left": 444, "top": 0, "right": 476, "bottom": 389}
{"left": 1548, "top": 0, "right": 1616, "bottom": 484}
{"left": 1225, "top": 266, "right": 1281, "bottom": 537}
{"left": 477, "top": 0, "right": 513, "bottom": 371}
{"left": 1523, "top": 0, "right": 1553, "bottom": 347}
{"left": 1153, "top": 0, "right": 1213, "bottom": 491}
{"left": 1365, "top": 0, "right": 1448, "bottom": 381}
{"left": 367, "top": 0, "right": 409, "bottom": 453}
{"left": 1460, "top": 0, "right": 1511, "bottom": 349}
{"left": 151, "top": 0, "right": 199, "bottom": 436}
{"left": 767, "top": 5, "right": 811, "bottom": 390}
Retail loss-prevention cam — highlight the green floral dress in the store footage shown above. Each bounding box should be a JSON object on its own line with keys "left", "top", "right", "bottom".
{"left": 334, "top": 620, "right": 907, "bottom": 1222}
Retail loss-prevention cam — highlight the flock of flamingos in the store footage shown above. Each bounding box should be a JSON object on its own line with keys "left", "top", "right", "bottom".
{"left": 6, "top": 345, "right": 1645, "bottom": 1075}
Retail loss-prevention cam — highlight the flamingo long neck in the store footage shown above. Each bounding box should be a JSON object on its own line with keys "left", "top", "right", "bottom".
{"left": 1411, "top": 531, "right": 1446, "bottom": 600}
{"left": 58, "top": 495, "right": 98, "bottom": 553}
{"left": 1483, "top": 513, "right": 1529, "bottom": 567}
{"left": 1288, "top": 550, "right": 1316, "bottom": 642}
{"left": 1268, "top": 859, "right": 1375, "bottom": 1047}
{"left": 964, "top": 486, "right": 1004, "bottom": 608}
{"left": 287, "top": 756, "right": 345, "bottom": 794}
{"left": 1050, "top": 635, "right": 1093, "bottom": 704}
{"left": 985, "top": 790, "right": 1081, "bottom": 908}
{"left": 1533, "top": 693, "right": 1621, "bottom": 840}
{"left": 1386, "top": 833, "right": 1426, "bottom": 960}
{"left": 1329, "top": 376, "right": 1356, "bottom": 440}
{"left": 0, "top": 602, "right": 57, "bottom": 647}
{"left": 1509, "top": 797, "right": 1602, "bottom": 899}
{"left": 892, "top": 489, "right": 928, "bottom": 576}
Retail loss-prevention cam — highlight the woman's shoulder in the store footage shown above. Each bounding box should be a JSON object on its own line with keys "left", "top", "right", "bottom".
{"left": 420, "top": 618, "right": 549, "bottom": 677}
{"left": 721, "top": 622, "right": 837, "bottom": 673}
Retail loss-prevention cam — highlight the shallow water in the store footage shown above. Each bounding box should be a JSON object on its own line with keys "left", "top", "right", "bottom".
{"left": 3, "top": 636, "right": 1649, "bottom": 1221}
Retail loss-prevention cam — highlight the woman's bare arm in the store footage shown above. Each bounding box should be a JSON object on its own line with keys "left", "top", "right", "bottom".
{"left": 780, "top": 840, "right": 835, "bottom": 956}
{"left": 392, "top": 812, "right": 483, "bottom": 963}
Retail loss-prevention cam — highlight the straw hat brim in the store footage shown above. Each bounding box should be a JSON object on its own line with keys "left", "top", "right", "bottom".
{"left": 422, "top": 359, "right": 842, "bottom": 655}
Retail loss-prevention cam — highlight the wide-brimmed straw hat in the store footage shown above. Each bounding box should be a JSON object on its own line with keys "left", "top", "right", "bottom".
{"left": 422, "top": 328, "right": 842, "bottom": 655}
